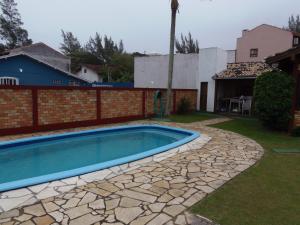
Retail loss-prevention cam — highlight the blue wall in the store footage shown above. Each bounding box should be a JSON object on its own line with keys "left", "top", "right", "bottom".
{"left": 0, "top": 55, "right": 89, "bottom": 86}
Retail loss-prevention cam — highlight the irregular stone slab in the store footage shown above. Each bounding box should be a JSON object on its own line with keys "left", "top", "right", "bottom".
{"left": 105, "top": 198, "right": 120, "bottom": 211}
{"left": 163, "top": 205, "right": 186, "bottom": 217}
{"left": 120, "top": 197, "right": 141, "bottom": 207}
{"left": 115, "top": 207, "right": 143, "bottom": 224}
{"left": 0, "top": 195, "right": 32, "bottom": 211}
{"left": 43, "top": 202, "right": 60, "bottom": 213}
{"left": 69, "top": 213, "right": 104, "bottom": 225}
{"left": 33, "top": 215, "right": 55, "bottom": 225}
{"left": 147, "top": 213, "right": 172, "bottom": 225}
{"left": 130, "top": 213, "right": 157, "bottom": 225}
{"left": 116, "top": 190, "right": 157, "bottom": 203}
{"left": 175, "top": 215, "right": 187, "bottom": 225}
{"left": 0, "top": 209, "right": 19, "bottom": 220}
{"left": 15, "top": 214, "right": 32, "bottom": 222}
{"left": 65, "top": 204, "right": 92, "bottom": 219}
{"left": 49, "top": 211, "right": 64, "bottom": 222}
{"left": 2, "top": 189, "right": 32, "bottom": 198}
{"left": 78, "top": 192, "right": 97, "bottom": 206}
{"left": 149, "top": 203, "right": 166, "bottom": 213}
{"left": 88, "top": 199, "right": 105, "bottom": 210}
{"left": 24, "top": 204, "right": 46, "bottom": 216}
{"left": 62, "top": 198, "right": 81, "bottom": 209}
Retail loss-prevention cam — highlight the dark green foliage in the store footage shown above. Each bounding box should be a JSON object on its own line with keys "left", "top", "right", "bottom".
{"left": 60, "top": 31, "right": 132, "bottom": 81}
{"left": 285, "top": 15, "right": 300, "bottom": 32}
{"left": 60, "top": 30, "right": 81, "bottom": 55}
{"left": 291, "top": 127, "right": 300, "bottom": 137}
{"left": 175, "top": 32, "right": 199, "bottom": 54}
{"left": 254, "top": 71, "right": 294, "bottom": 130}
{"left": 0, "top": 0, "right": 32, "bottom": 50}
{"left": 177, "top": 97, "right": 191, "bottom": 114}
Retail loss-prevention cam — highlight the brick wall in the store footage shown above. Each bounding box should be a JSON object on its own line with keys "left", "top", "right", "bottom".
{"left": 295, "top": 111, "right": 300, "bottom": 127}
{"left": 175, "top": 90, "right": 197, "bottom": 112}
{"left": 101, "top": 90, "right": 143, "bottom": 119}
{"left": 38, "top": 90, "right": 97, "bottom": 125}
{"left": 0, "top": 89, "right": 32, "bottom": 129}
{"left": 0, "top": 87, "right": 197, "bottom": 135}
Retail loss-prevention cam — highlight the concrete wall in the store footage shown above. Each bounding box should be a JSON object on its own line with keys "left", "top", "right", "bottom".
{"left": 236, "top": 24, "right": 293, "bottom": 62}
{"left": 134, "top": 54, "right": 199, "bottom": 89}
{"left": 198, "top": 48, "right": 228, "bottom": 112}
{"left": 134, "top": 48, "right": 230, "bottom": 112}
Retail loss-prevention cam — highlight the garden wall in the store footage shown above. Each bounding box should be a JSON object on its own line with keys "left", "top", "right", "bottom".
{"left": 0, "top": 86, "right": 197, "bottom": 135}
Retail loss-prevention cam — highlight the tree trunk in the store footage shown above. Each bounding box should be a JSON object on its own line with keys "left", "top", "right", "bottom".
{"left": 165, "top": 0, "right": 178, "bottom": 116}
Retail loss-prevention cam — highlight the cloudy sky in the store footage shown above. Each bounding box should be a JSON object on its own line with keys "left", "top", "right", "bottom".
{"left": 16, "top": 0, "right": 300, "bottom": 54}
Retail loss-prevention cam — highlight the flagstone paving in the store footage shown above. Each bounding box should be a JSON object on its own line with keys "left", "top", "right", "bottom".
{"left": 0, "top": 118, "right": 264, "bottom": 225}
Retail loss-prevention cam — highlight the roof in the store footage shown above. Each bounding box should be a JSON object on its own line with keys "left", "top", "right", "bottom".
{"left": 266, "top": 46, "right": 300, "bottom": 64}
{"left": 241, "top": 24, "right": 300, "bottom": 37}
{"left": 0, "top": 42, "right": 69, "bottom": 59}
{"left": 213, "top": 62, "right": 273, "bottom": 80}
{"left": 0, "top": 52, "right": 90, "bottom": 83}
{"left": 81, "top": 64, "right": 104, "bottom": 73}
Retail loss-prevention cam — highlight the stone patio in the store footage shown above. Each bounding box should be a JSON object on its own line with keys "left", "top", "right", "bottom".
{"left": 0, "top": 118, "right": 264, "bottom": 225}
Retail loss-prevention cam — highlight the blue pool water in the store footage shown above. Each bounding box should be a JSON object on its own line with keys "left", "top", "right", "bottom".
{"left": 0, "top": 125, "right": 199, "bottom": 191}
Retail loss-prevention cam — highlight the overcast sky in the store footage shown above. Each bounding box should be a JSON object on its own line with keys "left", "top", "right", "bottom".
{"left": 16, "top": 0, "right": 300, "bottom": 54}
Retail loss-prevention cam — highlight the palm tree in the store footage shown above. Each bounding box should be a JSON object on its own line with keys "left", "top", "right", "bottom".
{"left": 165, "top": 0, "right": 179, "bottom": 116}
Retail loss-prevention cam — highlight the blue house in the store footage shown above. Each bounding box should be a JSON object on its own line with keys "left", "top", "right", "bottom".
{"left": 0, "top": 53, "right": 90, "bottom": 86}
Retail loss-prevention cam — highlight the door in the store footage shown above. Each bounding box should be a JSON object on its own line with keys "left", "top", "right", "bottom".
{"left": 200, "top": 82, "right": 208, "bottom": 111}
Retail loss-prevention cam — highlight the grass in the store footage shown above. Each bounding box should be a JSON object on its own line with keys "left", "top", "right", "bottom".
{"left": 190, "top": 117, "right": 300, "bottom": 225}
{"left": 169, "top": 112, "right": 220, "bottom": 123}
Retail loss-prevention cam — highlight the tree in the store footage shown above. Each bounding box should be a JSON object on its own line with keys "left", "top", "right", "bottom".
{"left": 254, "top": 71, "right": 294, "bottom": 130}
{"left": 60, "top": 30, "right": 81, "bottom": 55}
{"left": 86, "top": 33, "right": 123, "bottom": 64}
{"left": 176, "top": 32, "right": 199, "bottom": 54}
{"left": 285, "top": 15, "right": 300, "bottom": 33}
{"left": 0, "top": 0, "right": 32, "bottom": 50}
{"left": 165, "top": 0, "right": 179, "bottom": 116}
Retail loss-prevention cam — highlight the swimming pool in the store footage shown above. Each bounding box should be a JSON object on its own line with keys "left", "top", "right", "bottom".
{"left": 0, "top": 125, "right": 199, "bottom": 191}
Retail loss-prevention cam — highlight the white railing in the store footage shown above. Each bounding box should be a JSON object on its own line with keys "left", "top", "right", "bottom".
{"left": 0, "top": 77, "right": 19, "bottom": 86}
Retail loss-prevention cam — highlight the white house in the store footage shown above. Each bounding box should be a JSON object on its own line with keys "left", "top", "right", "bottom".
{"left": 134, "top": 47, "right": 235, "bottom": 112}
{"left": 76, "top": 64, "right": 103, "bottom": 83}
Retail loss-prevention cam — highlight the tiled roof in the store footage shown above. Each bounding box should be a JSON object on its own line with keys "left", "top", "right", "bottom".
{"left": 214, "top": 62, "right": 273, "bottom": 79}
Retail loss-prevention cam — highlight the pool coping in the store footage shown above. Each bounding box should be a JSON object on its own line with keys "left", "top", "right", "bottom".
{"left": 0, "top": 125, "right": 210, "bottom": 212}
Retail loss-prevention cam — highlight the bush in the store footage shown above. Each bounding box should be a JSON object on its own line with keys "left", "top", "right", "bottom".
{"left": 291, "top": 127, "right": 300, "bottom": 137}
{"left": 177, "top": 97, "right": 191, "bottom": 114}
{"left": 254, "top": 71, "right": 294, "bottom": 130}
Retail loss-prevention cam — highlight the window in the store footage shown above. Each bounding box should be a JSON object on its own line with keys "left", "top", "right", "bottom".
{"left": 53, "top": 80, "right": 63, "bottom": 85}
{"left": 250, "top": 48, "right": 258, "bottom": 58}
{"left": 293, "top": 37, "right": 299, "bottom": 46}
{"left": 84, "top": 68, "right": 87, "bottom": 73}
{"left": 0, "top": 77, "right": 19, "bottom": 85}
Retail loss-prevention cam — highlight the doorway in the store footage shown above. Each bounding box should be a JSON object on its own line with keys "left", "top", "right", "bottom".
{"left": 200, "top": 82, "right": 208, "bottom": 111}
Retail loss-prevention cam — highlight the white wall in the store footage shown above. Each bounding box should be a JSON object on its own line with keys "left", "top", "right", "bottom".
{"left": 134, "top": 48, "right": 230, "bottom": 112}
{"left": 76, "top": 66, "right": 102, "bottom": 82}
{"left": 198, "top": 48, "right": 228, "bottom": 112}
{"left": 134, "top": 54, "right": 199, "bottom": 89}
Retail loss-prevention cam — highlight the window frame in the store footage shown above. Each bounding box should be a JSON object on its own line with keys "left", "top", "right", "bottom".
{"left": 250, "top": 48, "right": 258, "bottom": 58}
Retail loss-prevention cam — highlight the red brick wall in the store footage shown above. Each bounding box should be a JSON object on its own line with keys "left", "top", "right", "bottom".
{"left": 0, "top": 89, "right": 32, "bottom": 129}
{"left": 175, "top": 90, "right": 197, "bottom": 112}
{"left": 295, "top": 111, "right": 300, "bottom": 127}
{"left": 101, "top": 90, "right": 143, "bottom": 119}
{"left": 0, "top": 87, "right": 197, "bottom": 135}
{"left": 38, "top": 89, "right": 97, "bottom": 125}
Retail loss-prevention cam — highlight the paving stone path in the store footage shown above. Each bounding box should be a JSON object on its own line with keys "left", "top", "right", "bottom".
{"left": 0, "top": 118, "right": 264, "bottom": 225}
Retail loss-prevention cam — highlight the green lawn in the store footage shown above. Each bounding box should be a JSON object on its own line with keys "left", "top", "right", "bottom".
{"left": 169, "top": 112, "right": 220, "bottom": 123}
{"left": 190, "top": 117, "right": 300, "bottom": 225}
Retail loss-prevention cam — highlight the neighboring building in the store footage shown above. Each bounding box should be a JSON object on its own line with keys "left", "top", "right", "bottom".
{"left": 266, "top": 46, "right": 300, "bottom": 130}
{"left": 213, "top": 62, "right": 272, "bottom": 112}
{"left": 76, "top": 64, "right": 103, "bottom": 82}
{"left": 2, "top": 42, "right": 71, "bottom": 72}
{"left": 0, "top": 53, "right": 89, "bottom": 86}
{"left": 134, "top": 48, "right": 233, "bottom": 112}
{"left": 236, "top": 24, "right": 300, "bottom": 62}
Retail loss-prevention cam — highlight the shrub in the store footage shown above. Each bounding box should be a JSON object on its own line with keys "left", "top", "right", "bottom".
{"left": 254, "top": 71, "right": 294, "bottom": 130}
{"left": 291, "top": 127, "right": 300, "bottom": 137}
{"left": 177, "top": 97, "right": 191, "bottom": 114}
